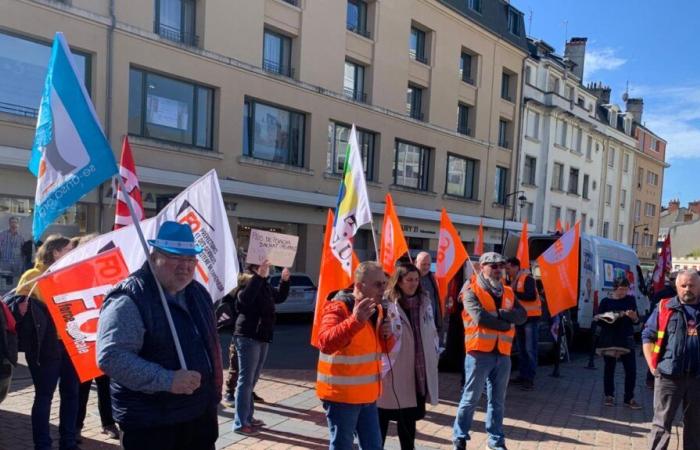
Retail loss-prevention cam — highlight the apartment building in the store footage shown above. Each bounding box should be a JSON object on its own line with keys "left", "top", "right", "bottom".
{"left": 0, "top": 0, "right": 528, "bottom": 277}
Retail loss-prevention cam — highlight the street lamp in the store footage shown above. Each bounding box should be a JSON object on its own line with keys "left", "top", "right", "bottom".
{"left": 632, "top": 223, "right": 649, "bottom": 250}
{"left": 500, "top": 190, "right": 527, "bottom": 250}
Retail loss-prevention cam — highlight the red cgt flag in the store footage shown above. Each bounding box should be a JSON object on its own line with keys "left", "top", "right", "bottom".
{"left": 380, "top": 194, "right": 409, "bottom": 274}
{"left": 652, "top": 234, "right": 672, "bottom": 293}
{"left": 516, "top": 220, "right": 530, "bottom": 269}
{"left": 474, "top": 219, "right": 484, "bottom": 256}
{"left": 310, "top": 210, "right": 357, "bottom": 348}
{"left": 114, "top": 136, "right": 144, "bottom": 229}
{"left": 36, "top": 248, "right": 131, "bottom": 382}
{"left": 537, "top": 222, "right": 580, "bottom": 317}
{"left": 436, "top": 209, "right": 468, "bottom": 316}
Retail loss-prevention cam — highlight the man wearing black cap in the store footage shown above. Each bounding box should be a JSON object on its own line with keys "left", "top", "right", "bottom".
{"left": 97, "top": 221, "right": 223, "bottom": 450}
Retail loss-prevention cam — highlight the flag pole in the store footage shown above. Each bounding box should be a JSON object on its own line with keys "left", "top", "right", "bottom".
{"left": 369, "top": 217, "right": 380, "bottom": 263}
{"left": 115, "top": 174, "right": 188, "bottom": 370}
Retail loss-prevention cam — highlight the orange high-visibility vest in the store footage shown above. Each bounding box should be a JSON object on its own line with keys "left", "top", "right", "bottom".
{"left": 650, "top": 298, "right": 674, "bottom": 370}
{"left": 514, "top": 271, "right": 542, "bottom": 318}
{"left": 316, "top": 305, "right": 383, "bottom": 404}
{"left": 462, "top": 282, "right": 516, "bottom": 355}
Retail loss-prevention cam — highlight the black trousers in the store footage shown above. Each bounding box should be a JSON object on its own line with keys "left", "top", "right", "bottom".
{"left": 119, "top": 407, "right": 218, "bottom": 450}
{"left": 648, "top": 374, "right": 700, "bottom": 450}
{"left": 603, "top": 352, "right": 636, "bottom": 402}
{"left": 77, "top": 375, "right": 114, "bottom": 429}
{"left": 378, "top": 408, "right": 416, "bottom": 450}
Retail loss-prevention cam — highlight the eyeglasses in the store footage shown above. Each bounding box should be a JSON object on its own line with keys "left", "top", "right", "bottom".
{"left": 485, "top": 263, "right": 504, "bottom": 269}
{"left": 158, "top": 250, "right": 198, "bottom": 264}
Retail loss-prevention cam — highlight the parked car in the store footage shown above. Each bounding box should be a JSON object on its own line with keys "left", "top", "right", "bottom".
{"left": 269, "top": 272, "right": 317, "bottom": 314}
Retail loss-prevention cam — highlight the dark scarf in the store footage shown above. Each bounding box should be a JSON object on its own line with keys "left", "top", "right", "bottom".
{"left": 399, "top": 294, "right": 427, "bottom": 397}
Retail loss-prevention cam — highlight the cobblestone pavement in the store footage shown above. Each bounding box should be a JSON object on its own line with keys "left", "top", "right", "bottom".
{"left": 0, "top": 352, "right": 683, "bottom": 450}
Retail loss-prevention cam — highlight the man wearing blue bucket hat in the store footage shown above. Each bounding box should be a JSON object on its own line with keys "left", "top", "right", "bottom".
{"left": 97, "top": 221, "right": 223, "bottom": 450}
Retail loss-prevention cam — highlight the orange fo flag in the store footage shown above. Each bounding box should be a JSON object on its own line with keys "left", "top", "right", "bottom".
{"left": 555, "top": 218, "right": 563, "bottom": 234}
{"left": 436, "top": 209, "right": 468, "bottom": 316}
{"left": 36, "top": 248, "right": 131, "bottom": 382}
{"left": 537, "top": 222, "right": 580, "bottom": 317}
{"left": 311, "top": 210, "right": 357, "bottom": 348}
{"left": 380, "top": 194, "right": 409, "bottom": 274}
{"left": 516, "top": 220, "right": 530, "bottom": 269}
{"left": 474, "top": 219, "right": 484, "bottom": 256}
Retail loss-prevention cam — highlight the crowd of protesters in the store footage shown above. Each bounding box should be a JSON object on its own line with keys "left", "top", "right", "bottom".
{"left": 2, "top": 219, "right": 698, "bottom": 450}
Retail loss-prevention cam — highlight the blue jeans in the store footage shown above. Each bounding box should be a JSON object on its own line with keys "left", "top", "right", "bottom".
{"left": 27, "top": 346, "right": 80, "bottom": 450}
{"left": 233, "top": 336, "right": 268, "bottom": 429}
{"left": 322, "top": 401, "right": 382, "bottom": 450}
{"left": 453, "top": 352, "right": 511, "bottom": 447}
{"left": 516, "top": 319, "right": 539, "bottom": 382}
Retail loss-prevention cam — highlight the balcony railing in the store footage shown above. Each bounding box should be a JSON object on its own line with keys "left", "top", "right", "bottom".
{"left": 263, "top": 59, "right": 294, "bottom": 78}
{"left": 343, "top": 87, "right": 367, "bottom": 103}
{"left": 409, "top": 111, "right": 424, "bottom": 121}
{"left": 346, "top": 22, "right": 371, "bottom": 39}
{"left": 156, "top": 23, "right": 198, "bottom": 47}
{"left": 281, "top": 0, "right": 299, "bottom": 6}
{"left": 458, "top": 125, "right": 472, "bottom": 136}
{"left": 0, "top": 102, "right": 38, "bottom": 118}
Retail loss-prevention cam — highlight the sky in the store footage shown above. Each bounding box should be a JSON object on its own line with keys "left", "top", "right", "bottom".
{"left": 510, "top": 0, "right": 698, "bottom": 207}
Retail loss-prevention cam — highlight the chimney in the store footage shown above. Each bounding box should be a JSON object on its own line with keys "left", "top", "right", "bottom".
{"left": 588, "top": 82, "right": 611, "bottom": 104}
{"left": 689, "top": 200, "right": 700, "bottom": 215}
{"left": 565, "top": 37, "right": 587, "bottom": 80}
{"left": 625, "top": 98, "right": 644, "bottom": 124}
{"left": 684, "top": 213, "right": 694, "bottom": 223}
{"left": 668, "top": 199, "right": 680, "bottom": 213}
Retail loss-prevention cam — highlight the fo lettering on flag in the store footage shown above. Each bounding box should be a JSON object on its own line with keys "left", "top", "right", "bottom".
{"left": 537, "top": 222, "right": 580, "bottom": 317}
{"left": 28, "top": 32, "right": 117, "bottom": 241}
{"left": 435, "top": 209, "right": 468, "bottom": 317}
{"left": 331, "top": 125, "right": 372, "bottom": 276}
{"left": 380, "top": 193, "right": 409, "bottom": 274}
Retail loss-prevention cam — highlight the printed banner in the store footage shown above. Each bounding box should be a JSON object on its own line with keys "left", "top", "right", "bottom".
{"left": 37, "top": 248, "right": 130, "bottom": 382}
{"left": 245, "top": 229, "right": 299, "bottom": 267}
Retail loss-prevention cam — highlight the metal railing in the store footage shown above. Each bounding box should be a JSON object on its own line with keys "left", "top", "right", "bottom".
{"left": 343, "top": 87, "right": 367, "bottom": 103}
{"left": 263, "top": 59, "right": 294, "bottom": 78}
{"left": 0, "top": 102, "right": 38, "bottom": 118}
{"left": 458, "top": 125, "right": 472, "bottom": 136}
{"left": 409, "top": 111, "right": 424, "bottom": 121}
{"left": 281, "top": 0, "right": 299, "bottom": 6}
{"left": 156, "top": 23, "right": 199, "bottom": 47}
{"left": 346, "top": 22, "right": 371, "bottom": 39}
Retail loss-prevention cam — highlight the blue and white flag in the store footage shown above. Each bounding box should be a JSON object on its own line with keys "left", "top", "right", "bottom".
{"left": 29, "top": 32, "right": 117, "bottom": 241}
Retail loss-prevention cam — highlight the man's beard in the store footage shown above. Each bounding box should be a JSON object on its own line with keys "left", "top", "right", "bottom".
{"left": 681, "top": 292, "right": 698, "bottom": 303}
{"left": 487, "top": 276, "right": 502, "bottom": 290}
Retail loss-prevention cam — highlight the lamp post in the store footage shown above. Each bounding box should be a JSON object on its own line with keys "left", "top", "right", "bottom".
{"left": 500, "top": 190, "right": 527, "bottom": 251}
{"left": 632, "top": 223, "right": 649, "bottom": 251}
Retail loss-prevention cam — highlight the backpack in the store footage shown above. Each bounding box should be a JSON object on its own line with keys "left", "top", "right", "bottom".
{"left": 0, "top": 300, "right": 18, "bottom": 367}
{"left": 215, "top": 291, "right": 238, "bottom": 332}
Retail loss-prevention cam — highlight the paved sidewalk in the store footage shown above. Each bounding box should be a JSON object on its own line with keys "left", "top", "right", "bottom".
{"left": 0, "top": 353, "right": 683, "bottom": 449}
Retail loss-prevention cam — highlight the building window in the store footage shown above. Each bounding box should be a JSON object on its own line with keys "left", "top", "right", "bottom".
{"left": 460, "top": 51, "right": 474, "bottom": 84}
{"left": 552, "top": 163, "right": 564, "bottom": 191}
{"left": 445, "top": 154, "right": 479, "bottom": 199}
{"left": 568, "top": 168, "right": 579, "bottom": 195}
{"left": 468, "top": 0, "right": 482, "bottom": 13}
{"left": 498, "top": 119, "right": 510, "bottom": 148}
{"left": 346, "top": 0, "right": 370, "bottom": 38}
{"left": 548, "top": 75, "right": 560, "bottom": 93}
{"left": 406, "top": 84, "right": 424, "bottom": 120}
{"left": 327, "top": 122, "right": 376, "bottom": 180}
{"left": 501, "top": 71, "right": 513, "bottom": 101}
{"left": 524, "top": 66, "right": 532, "bottom": 85}
{"left": 523, "top": 201, "right": 534, "bottom": 223}
{"left": 633, "top": 231, "right": 640, "bottom": 247}
{"left": 263, "top": 29, "right": 293, "bottom": 77}
{"left": 155, "top": 0, "right": 197, "bottom": 46}
{"left": 526, "top": 110, "right": 540, "bottom": 140}
{"left": 608, "top": 147, "right": 616, "bottom": 167}
{"left": 621, "top": 189, "right": 627, "bottom": 208}
{"left": 128, "top": 68, "right": 213, "bottom": 149}
{"left": 243, "top": 99, "right": 305, "bottom": 166}
{"left": 409, "top": 26, "right": 427, "bottom": 64}
{"left": 507, "top": 8, "right": 520, "bottom": 35}
{"left": 586, "top": 136, "right": 593, "bottom": 159}
{"left": 394, "top": 140, "right": 430, "bottom": 190}
{"left": 549, "top": 206, "right": 561, "bottom": 232}
{"left": 581, "top": 213, "right": 587, "bottom": 232}
{"left": 523, "top": 156, "right": 536, "bottom": 186}
{"left": 494, "top": 166, "right": 508, "bottom": 205}
{"left": 645, "top": 202, "right": 656, "bottom": 217}
{"left": 623, "top": 153, "right": 630, "bottom": 172}
{"left": 558, "top": 120, "right": 568, "bottom": 147}
{"left": 344, "top": 60, "right": 366, "bottom": 102}
{"left": 582, "top": 174, "right": 590, "bottom": 199}
{"left": 618, "top": 224, "right": 625, "bottom": 241}
{"left": 566, "top": 209, "right": 576, "bottom": 227}
{"left": 647, "top": 171, "right": 659, "bottom": 186}
{"left": 575, "top": 128, "right": 583, "bottom": 153}
{"left": 605, "top": 184, "right": 612, "bottom": 205}
{"left": 457, "top": 103, "right": 471, "bottom": 136}
{"left": 0, "top": 31, "right": 90, "bottom": 117}
{"left": 635, "top": 199, "right": 641, "bottom": 221}
{"left": 603, "top": 221, "right": 610, "bottom": 238}
{"left": 637, "top": 167, "right": 644, "bottom": 188}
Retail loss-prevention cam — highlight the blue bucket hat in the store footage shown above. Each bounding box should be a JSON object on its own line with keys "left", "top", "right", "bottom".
{"left": 148, "top": 221, "right": 203, "bottom": 256}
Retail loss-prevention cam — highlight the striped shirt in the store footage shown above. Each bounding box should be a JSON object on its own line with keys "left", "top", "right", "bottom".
{"left": 0, "top": 229, "right": 23, "bottom": 264}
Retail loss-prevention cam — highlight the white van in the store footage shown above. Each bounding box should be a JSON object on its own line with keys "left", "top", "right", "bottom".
{"left": 505, "top": 232, "right": 650, "bottom": 335}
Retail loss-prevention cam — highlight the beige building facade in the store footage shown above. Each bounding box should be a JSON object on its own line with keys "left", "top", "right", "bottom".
{"left": 0, "top": 0, "right": 529, "bottom": 278}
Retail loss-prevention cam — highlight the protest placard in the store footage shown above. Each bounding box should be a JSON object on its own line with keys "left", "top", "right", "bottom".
{"left": 246, "top": 229, "right": 298, "bottom": 267}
